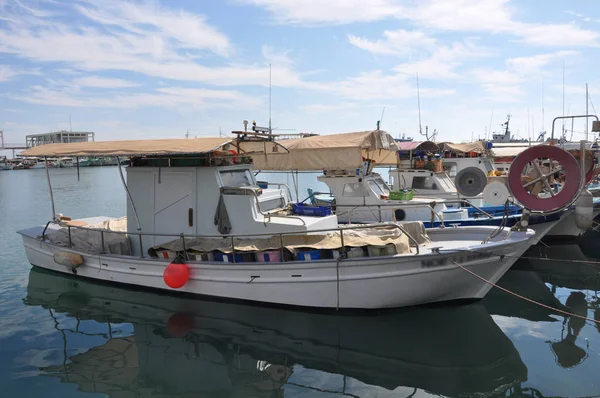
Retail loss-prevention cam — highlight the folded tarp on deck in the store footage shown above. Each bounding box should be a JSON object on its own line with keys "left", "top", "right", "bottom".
{"left": 149, "top": 222, "right": 431, "bottom": 257}
{"left": 44, "top": 217, "right": 132, "bottom": 255}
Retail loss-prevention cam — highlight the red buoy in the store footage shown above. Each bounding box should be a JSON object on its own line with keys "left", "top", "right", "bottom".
{"left": 508, "top": 145, "right": 580, "bottom": 212}
{"left": 163, "top": 261, "right": 189, "bottom": 289}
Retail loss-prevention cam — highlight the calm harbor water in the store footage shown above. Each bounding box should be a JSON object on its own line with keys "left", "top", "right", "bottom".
{"left": 1, "top": 167, "right": 600, "bottom": 397}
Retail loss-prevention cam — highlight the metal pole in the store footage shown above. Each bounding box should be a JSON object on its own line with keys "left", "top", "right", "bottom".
{"left": 586, "top": 83, "right": 589, "bottom": 141}
{"left": 45, "top": 156, "right": 57, "bottom": 220}
{"left": 76, "top": 156, "right": 80, "bottom": 181}
{"left": 116, "top": 156, "right": 143, "bottom": 256}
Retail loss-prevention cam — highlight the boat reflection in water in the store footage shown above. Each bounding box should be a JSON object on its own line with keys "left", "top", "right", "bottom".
{"left": 24, "top": 268, "right": 527, "bottom": 397}
{"left": 485, "top": 248, "right": 600, "bottom": 372}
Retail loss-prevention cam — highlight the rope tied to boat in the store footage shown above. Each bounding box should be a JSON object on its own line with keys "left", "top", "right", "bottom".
{"left": 431, "top": 248, "right": 600, "bottom": 325}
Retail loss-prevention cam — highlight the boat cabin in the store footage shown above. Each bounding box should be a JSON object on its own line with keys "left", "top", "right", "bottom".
{"left": 126, "top": 155, "right": 338, "bottom": 256}
{"left": 317, "top": 168, "right": 448, "bottom": 223}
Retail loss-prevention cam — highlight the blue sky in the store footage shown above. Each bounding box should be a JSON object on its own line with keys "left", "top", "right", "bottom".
{"left": 1, "top": 0, "right": 600, "bottom": 151}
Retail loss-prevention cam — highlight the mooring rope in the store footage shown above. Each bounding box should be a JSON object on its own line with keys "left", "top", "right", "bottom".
{"left": 432, "top": 249, "right": 600, "bottom": 325}
{"left": 438, "top": 247, "right": 600, "bottom": 268}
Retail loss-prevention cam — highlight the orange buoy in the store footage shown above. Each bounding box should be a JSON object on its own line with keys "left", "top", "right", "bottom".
{"left": 163, "top": 260, "right": 189, "bottom": 289}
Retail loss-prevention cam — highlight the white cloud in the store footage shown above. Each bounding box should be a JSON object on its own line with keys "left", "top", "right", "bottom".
{"left": 0, "top": 64, "right": 38, "bottom": 81}
{"left": 71, "top": 75, "right": 141, "bottom": 88}
{"left": 74, "top": 0, "right": 231, "bottom": 56}
{"left": 0, "top": 1, "right": 316, "bottom": 90}
{"left": 348, "top": 29, "right": 436, "bottom": 56}
{"left": 13, "top": 84, "right": 263, "bottom": 110}
{"left": 518, "top": 24, "right": 600, "bottom": 47}
{"left": 506, "top": 51, "right": 577, "bottom": 75}
{"left": 236, "top": 0, "right": 400, "bottom": 25}
{"left": 470, "top": 50, "right": 578, "bottom": 100}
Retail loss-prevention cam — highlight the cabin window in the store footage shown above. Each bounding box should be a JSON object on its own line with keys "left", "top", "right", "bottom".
{"left": 219, "top": 169, "right": 254, "bottom": 187}
{"left": 368, "top": 179, "right": 389, "bottom": 196}
{"left": 412, "top": 176, "right": 438, "bottom": 190}
{"left": 342, "top": 183, "right": 366, "bottom": 197}
{"left": 443, "top": 162, "right": 458, "bottom": 177}
{"left": 483, "top": 160, "right": 494, "bottom": 172}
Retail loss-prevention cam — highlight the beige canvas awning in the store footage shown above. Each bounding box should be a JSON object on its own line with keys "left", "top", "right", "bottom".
{"left": 20, "top": 137, "right": 234, "bottom": 157}
{"left": 438, "top": 142, "right": 486, "bottom": 154}
{"left": 252, "top": 130, "right": 400, "bottom": 171}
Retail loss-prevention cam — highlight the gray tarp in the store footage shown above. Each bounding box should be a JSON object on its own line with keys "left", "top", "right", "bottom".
{"left": 45, "top": 217, "right": 132, "bottom": 255}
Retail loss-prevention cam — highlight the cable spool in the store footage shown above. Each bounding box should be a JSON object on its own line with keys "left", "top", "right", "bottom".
{"left": 508, "top": 145, "right": 580, "bottom": 212}
{"left": 483, "top": 181, "right": 510, "bottom": 206}
{"left": 455, "top": 167, "right": 487, "bottom": 197}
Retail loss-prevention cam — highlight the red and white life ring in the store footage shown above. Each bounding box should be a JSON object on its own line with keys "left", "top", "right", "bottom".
{"left": 508, "top": 145, "right": 580, "bottom": 212}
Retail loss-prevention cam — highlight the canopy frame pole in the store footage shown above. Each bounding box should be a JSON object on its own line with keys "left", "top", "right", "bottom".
{"left": 117, "top": 156, "right": 143, "bottom": 257}
{"left": 76, "top": 156, "right": 80, "bottom": 181}
{"left": 45, "top": 156, "right": 57, "bottom": 221}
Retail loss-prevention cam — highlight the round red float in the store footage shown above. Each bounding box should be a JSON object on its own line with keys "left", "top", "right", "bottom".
{"left": 508, "top": 145, "right": 580, "bottom": 212}
{"left": 163, "top": 261, "right": 189, "bottom": 289}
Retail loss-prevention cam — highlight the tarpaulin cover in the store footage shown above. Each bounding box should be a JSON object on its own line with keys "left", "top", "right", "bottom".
{"left": 149, "top": 222, "right": 431, "bottom": 257}
{"left": 251, "top": 130, "right": 400, "bottom": 171}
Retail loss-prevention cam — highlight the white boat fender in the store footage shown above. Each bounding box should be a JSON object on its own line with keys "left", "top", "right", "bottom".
{"left": 575, "top": 188, "right": 594, "bottom": 231}
{"left": 53, "top": 252, "right": 84, "bottom": 268}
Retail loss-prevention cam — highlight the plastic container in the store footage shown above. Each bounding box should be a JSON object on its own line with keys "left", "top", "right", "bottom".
{"left": 215, "top": 252, "right": 254, "bottom": 263}
{"left": 296, "top": 250, "right": 321, "bottom": 261}
{"left": 333, "top": 247, "right": 366, "bottom": 259}
{"left": 367, "top": 244, "right": 397, "bottom": 257}
{"left": 255, "top": 250, "right": 281, "bottom": 262}
{"left": 257, "top": 181, "right": 269, "bottom": 189}
{"left": 389, "top": 190, "right": 414, "bottom": 201}
{"left": 188, "top": 252, "right": 215, "bottom": 262}
{"left": 291, "top": 203, "right": 332, "bottom": 217}
{"left": 441, "top": 208, "right": 468, "bottom": 221}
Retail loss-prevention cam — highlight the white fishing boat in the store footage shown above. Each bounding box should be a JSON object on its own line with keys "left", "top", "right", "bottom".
{"left": 18, "top": 133, "right": 536, "bottom": 310}
{"left": 57, "top": 157, "right": 74, "bottom": 167}
{"left": 0, "top": 156, "right": 11, "bottom": 171}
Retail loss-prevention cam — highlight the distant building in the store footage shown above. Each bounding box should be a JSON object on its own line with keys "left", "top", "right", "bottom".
{"left": 25, "top": 130, "right": 95, "bottom": 147}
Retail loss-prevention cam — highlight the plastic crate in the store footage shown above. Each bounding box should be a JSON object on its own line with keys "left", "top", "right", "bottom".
{"left": 367, "top": 244, "right": 397, "bottom": 257}
{"left": 296, "top": 250, "right": 321, "bottom": 261}
{"left": 215, "top": 252, "right": 254, "bottom": 263}
{"left": 291, "top": 202, "right": 332, "bottom": 217}
{"left": 255, "top": 250, "right": 281, "bottom": 262}
{"left": 333, "top": 247, "right": 366, "bottom": 259}
{"left": 389, "top": 190, "right": 414, "bottom": 200}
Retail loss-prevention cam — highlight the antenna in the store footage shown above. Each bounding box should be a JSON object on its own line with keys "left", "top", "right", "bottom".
{"left": 416, "top": 73, "right": 423, "bottom": 136}
{"left": 269, "top": 63, "right": 272, "bottom": 135}
{"left": 562, "top": 59, "right": 565, "bottom": 138}
{"left": 69, "top": 114, "right": 72, "bottom": 133}
{"left": 487, "top": 110, "right": 494, "bottom": 140}
{"left": 527, "top": 107, "right": 530, "bottom": 142}
{"left": 379, "top": 106, "right": 386, "bottom": 130}
{"left": 541, "top": 76, "right": 545, "bottom": 136}
{"left": 586, "top": 83, "right": 589, "bottom": 141}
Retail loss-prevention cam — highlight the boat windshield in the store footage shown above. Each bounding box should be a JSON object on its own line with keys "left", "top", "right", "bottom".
{"left": 219, "top": 169, "right": 255, "bottom": 187}
{"left": 368, "top": 177, "right": 390, "bottom": 196}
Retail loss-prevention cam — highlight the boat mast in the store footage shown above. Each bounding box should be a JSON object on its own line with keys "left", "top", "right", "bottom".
{"left": 416, "top": 73, "right": 422, "bottom": 137}
{"left": 586, "top": 83, "right": 589, "bottom": 141}
{"left": 269, "top": 63, "right": 272, "bottom": 135}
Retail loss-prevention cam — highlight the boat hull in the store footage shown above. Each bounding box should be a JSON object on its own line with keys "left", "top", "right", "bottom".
{"left": 20, "top": 229, "right": 532, "bottom": 310}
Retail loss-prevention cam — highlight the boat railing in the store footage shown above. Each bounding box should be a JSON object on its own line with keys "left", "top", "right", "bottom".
{"left": 41, "top": 220, "right": 421, "bottom": 261}
{"left": 261, "top": 182, "right": 294, "bottom": 202}
{"left": 333, "top": 203, "right": 446, "bottom": 225}
{"left": 331, "top": 198, "right": 496, "bottom": 223}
